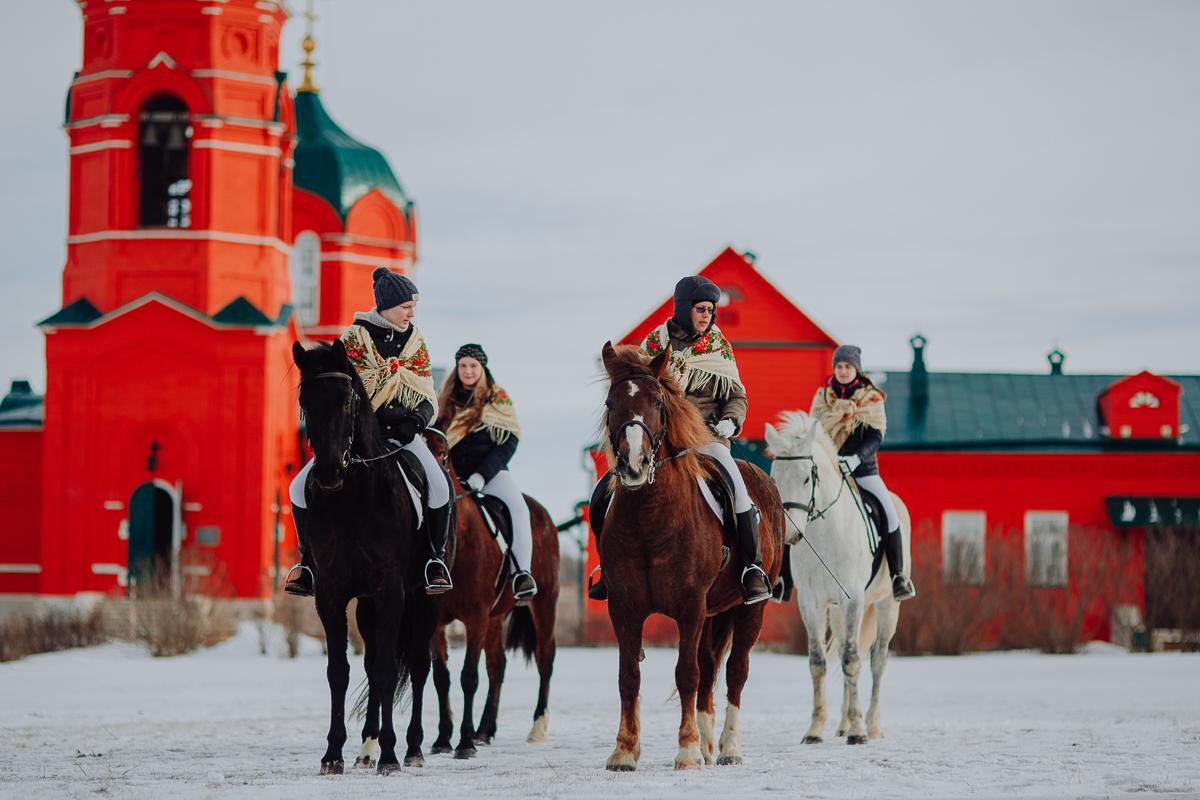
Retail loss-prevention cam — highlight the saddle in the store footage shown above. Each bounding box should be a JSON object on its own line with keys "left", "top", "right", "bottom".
{"left": 695, "top": 453, "right": 741, "bottom": 569}
{"left": 393, "top": 447, "right": 429, "bottom": 527}
{"left": 463, "top": 487, "right": 519, "bottom": 597}
{"left": 853, "top": 480, "right": 887, "bottom": 588}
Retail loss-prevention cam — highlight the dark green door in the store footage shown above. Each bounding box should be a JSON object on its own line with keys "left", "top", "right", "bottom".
{"left": 127, "top": 482, "right": 174, "bottom": 591}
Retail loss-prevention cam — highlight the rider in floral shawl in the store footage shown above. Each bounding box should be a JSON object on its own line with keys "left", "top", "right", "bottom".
{"left": 285, "top": 268, "right": 455, "bottom": 598}
{"left": 588, "top": 275, "right": 772, "bottom": 605}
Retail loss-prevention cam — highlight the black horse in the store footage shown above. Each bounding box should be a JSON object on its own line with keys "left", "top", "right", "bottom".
{"left": 292, "top": 340, "right": 448, "bottom": 775}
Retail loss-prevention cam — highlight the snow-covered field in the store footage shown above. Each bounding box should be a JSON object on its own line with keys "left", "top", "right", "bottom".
{"left": 1, "top": 624, "right": 1197, "bottom": 800}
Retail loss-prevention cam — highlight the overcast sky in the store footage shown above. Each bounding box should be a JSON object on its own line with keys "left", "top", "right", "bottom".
{"left": 1, "top": 1, "right": 1197, "bottom": 521}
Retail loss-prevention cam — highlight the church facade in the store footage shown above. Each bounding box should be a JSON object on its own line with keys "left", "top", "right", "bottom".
{"left": 0, "top": 0, "right": 415, "bottom": 600}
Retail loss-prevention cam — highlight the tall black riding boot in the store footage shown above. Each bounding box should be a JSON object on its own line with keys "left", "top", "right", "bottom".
{"left": 882, "top": 527, "right": 916, "bottom": 601}
{"left": 735, "top": 507, "right": 771, "bottom": 605}
{"left": 586, "top": 472, "right": 614, "bottom": 601}
{"left": 283, "top": 504, "right": 315, "bottom": 597}
{"left": 424, "top": 503, "right": 454, "bottom": 595}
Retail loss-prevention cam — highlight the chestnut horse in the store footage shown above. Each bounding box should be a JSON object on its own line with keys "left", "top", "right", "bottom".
{"left": 422, "top": 429, "right": 560, "bottom": 758}
{"left": 598, "top": 342, "right": 784, "bottom": 771}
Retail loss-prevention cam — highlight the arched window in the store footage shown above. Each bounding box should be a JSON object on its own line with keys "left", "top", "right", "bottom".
{"left": 138, "top": 95, "right": 192, "bottom": 228}
{"left": 290, "top": 231, "right": 321, "bottom": 325}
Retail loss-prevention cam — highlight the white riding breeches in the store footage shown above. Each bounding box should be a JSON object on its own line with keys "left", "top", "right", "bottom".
{"left": 699, "top": 441, "right": 752, "bottom": 514}
{"left": 289, "top": 435, "right": 451, "bottom": 510}
{"left": 482, "top": 470, "right": 533, "bottom": 573}
{"left": 854, "top": 474, "right": 899, "bottom": 532}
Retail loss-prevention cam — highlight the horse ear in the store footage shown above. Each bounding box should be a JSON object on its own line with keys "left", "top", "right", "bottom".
{"left": 764, "top": 422, "right": 786, "bottom": 454}
{"left": 291, "top": 341, "right": 307, "bottom": 369}
{"left": 601, "top": 341, "right": 620, "bottom": 377}
{"left": 331, "top": 338, "right": 348, "bottom": 363}
{"left": 649, "top": 348, "right": 669, "bottom": 379}
{"left": 803, "top": 421, "right": 820, "bottom": 447}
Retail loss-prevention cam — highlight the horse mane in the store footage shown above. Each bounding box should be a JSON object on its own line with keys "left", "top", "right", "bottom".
{"left": 777, "top": 410, "right": 839, "bottom": 463}
{"left": 603, "top": 344, "right": 715, "bottom": 482}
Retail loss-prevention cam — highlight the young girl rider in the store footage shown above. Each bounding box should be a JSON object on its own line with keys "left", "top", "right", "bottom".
{"left": 589, "top": 275, "right": 772, "bottom": 605}
{"left": 434, "top": 344, "right": 537, "bottom": 603}
{"left": 810, "top": 345, "right": 916, "bottom": 601}
{"left": 284, "top": 268, "right": 455, "bottom": 597}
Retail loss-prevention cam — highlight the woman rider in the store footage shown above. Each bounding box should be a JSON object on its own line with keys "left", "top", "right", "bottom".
{"left": 434, "top": 344, "right": 537, "bottom": 603}
{"left": 284, "top": 268, "right": 455, "bottom": 597}
{"left": 810, "top": 345, "right": 916, "bottom": 601}
{"left": 588, "top": 275, "right": 772, "bottom": 605}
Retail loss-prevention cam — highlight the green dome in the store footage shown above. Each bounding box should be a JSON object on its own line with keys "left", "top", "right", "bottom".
{"left": 293, "top": 91, "right": 412, "bottom": 221}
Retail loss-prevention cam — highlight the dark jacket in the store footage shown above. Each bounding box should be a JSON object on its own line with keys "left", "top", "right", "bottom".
{"left": 838, "top": 424, "right": 882, "bottom": 477}
{"left": 354, "top": 318, "right": 435, "bottom": 440}
{"left": 447, "top": 387, "right": 518, "bottom": 484}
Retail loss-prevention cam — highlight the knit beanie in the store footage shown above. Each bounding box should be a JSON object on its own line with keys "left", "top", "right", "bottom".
{"left": 832, "top": 344, "right": 863, "bottom": 374}
{"left": 372, "top": 267, "right": 418, "bottom": 311}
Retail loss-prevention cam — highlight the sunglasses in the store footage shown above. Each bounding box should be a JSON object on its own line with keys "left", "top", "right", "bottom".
{"left": 693, "top": 304, "right": 715, "bottom": 315}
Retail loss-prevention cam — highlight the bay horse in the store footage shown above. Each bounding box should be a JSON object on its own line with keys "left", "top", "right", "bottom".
{"left": 422, "top": 429, "right": 560, "bottom": 757}
{"left": 598, "top": 342, "right": 784, "bottom": 771}
{"left": 765, "top": 411, "right": 909, "bottom": 743}
{"left": 291, "top": 340, "right": 446, "bottom": 774}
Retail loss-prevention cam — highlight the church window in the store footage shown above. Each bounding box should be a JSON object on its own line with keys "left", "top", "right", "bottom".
{"left": 138, "top": 95, "right": 192, "bottom": 228}
{"left": 290, "top": 231, "right": 321, "bottom": 325}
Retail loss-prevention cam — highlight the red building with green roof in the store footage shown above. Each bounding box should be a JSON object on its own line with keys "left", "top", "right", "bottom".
{"left": 582, "top": 249, "right": 1200, "bottom": 648}
{"left": 0, "top": 0, "right": 415, "bottom": 601}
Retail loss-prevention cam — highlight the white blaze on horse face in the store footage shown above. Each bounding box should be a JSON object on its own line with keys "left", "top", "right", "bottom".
{"left": 624, "top": 415, "right": 645, "bottom": 467}
{"left": 627, "top": 381, "right": 639, "bottom": 397}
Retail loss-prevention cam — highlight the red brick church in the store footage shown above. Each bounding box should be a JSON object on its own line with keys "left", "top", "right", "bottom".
{"left": 0, "top": 0, "right": 415, "bottom": 599}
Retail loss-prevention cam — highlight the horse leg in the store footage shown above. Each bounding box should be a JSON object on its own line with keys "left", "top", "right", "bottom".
{"left": 454, "top": 620, "right": 485, "bottom": 759}
{"left": 315, "top": 595, "right": 351, "bottom": 775}
{"left": 829, "top": 604, "right": 853, "bottom": 738}
{"left": 673, "top": 609, "right": 705, "bottom": 770}
{"left": 403, "top": 600, "right": 438, "bottom": 768}
{"left": 838, "top": 598, "right": 868, "bottom": 745}
{"left": 800, "top": 604, "right": 828, "bottom": 744}
{"left": 527, "top": 597, "right": 557, "bottom": 744}
{"left": 476, "top": 620, "right": 505, "bottom": 745}
{"left": 430, "top": 626, "right": 454, "bottom": 754}
{"left": 867, "top": 599, "right": 900, "bottom": 739}
{"left": 606, "top": 610, "right": 646, "bottom": 771}
{"left": 719, "top": 602, "right": 766, "bottom": 765}
{"left": 354, "top": 599, "right": 380, "bottom": 769}
{"left": 697, "top": 613, "right": 732, "bottom": 766}
{"left": 371, "top": 597, "right": 405, "bottom": 774}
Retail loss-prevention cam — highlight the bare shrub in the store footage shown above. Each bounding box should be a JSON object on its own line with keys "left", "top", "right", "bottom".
{"left": 0, "top": 607, "right": 107, "bottom": 662}
{"left": 1003, "top": 525, "right": 1136, "bottom": 654}
{"left": 118, "top": 554, "right": 238, "bottom": 657}
{"left": 1144, "top": 527, "right": 1200, "bottom": 636}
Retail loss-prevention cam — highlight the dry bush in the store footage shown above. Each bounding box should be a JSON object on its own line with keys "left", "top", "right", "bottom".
{"left": 0, "top": 607, "right": 108, "bottom": 662}
{"left": 1144, "top": 527, "right": 1200, "bottom": 635}
{"left": 1002, "top": 525, "right": 1136, "bottom": 654}
{"left": 118, "top": 554, "right": 238, "bottom": 657}
{"left": 890, "top": 523, "right": 1018, "bottom": 655}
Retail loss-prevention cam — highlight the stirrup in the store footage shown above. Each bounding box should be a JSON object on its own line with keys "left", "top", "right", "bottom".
{"left": 892, "top": 575, "right": 916, "bottom": 602}
{"left": 586, "top": 565, "right": 608, "bottom": 601}
{"left": 283, "top": 563, "right": 314, "bottom": 597}
{"left": 511, "top": 571, "right": 538, "bottom": 603}
{"left": 424, "top": 558, "right": 453, "bottom": 595}
{"left": 741, "top": 565, "right": 771, "bottom": 606}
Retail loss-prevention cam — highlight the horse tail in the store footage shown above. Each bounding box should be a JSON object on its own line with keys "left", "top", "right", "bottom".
{"left": 505, "top": 605, "right": 537, "bottom": 664}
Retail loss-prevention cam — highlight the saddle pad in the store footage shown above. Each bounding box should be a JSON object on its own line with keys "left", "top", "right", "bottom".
{"left": 697, "top": 478, "right": 723, "bottom": 523}
{"left": 398, "top": 464, "right": 423, "bottom": 528}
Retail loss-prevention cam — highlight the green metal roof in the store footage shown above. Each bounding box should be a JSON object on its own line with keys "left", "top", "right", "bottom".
{"left": 0, "top": 380, "right": 42, "bottom": 428}
{"left": 876, "top": 370, "right": 1200, "bottom": 451}
{"left": 38, "top": 297, "right": 101, "bottom": 326}
{"left": 293, "top": 91, "right": 411, "bottom": 221}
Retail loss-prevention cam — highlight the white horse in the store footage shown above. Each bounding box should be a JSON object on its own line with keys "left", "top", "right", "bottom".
{"left": 764, "top": 411, "right": 910, "bottom": 744}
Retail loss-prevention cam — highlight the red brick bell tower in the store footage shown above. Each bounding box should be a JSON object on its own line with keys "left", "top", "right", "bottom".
{"left": 36, "top": 0, "right": 303, "bottom": 598}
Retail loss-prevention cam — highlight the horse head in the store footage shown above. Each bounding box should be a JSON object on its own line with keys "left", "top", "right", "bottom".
{"left": 766, "top": 412, "right": 824, "bottom": 543}
{"left": 293, "top": 340, "right": 363, "bottom": 493}
{"left": 601, "top": 341, "right": 672, "bottom": 489}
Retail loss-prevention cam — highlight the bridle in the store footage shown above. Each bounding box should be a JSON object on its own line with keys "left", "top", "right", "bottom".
{"left": 773, "top": 452, "right": 850, "bottom": 523}
{"left": 301, "top": 370, "right": 405, "bottom": 470}
{"left": 608, "top": 373, "right": 674, "bottom": 485}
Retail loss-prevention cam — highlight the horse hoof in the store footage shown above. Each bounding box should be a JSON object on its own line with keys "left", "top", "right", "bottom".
{"left": 353, "top": 756, "right": 375, "bottom": 769}
{"left": 716, "top": 755, "right": 743, "bottom": 766}
{"left": 674, "top": 760, "right": 703, "bottom": 770}
{"left": 802, "top": 736, "right": 822, "bottom": 744}
{"left": 474, "top": 735, "right": 493, "bottom": 746}
{"left": 320, "top": 760, "right": 344, "bottom": 775}
{"left": 454, "top": 746, "right": 477, "bottom": 760}
{"left": 377, "top": 761, "right": 401, "bottom": 775}
{"left": 404, "top": 754, "right": 425, "bottom": 768}
{"left": 431, "top": 742, "right": 453, "bottom": 755}
{"left": 638, "top": 647, "right": 646, "bottom": 662}
{"left": 836, "top": 728, "right": 848, "bottom": 737}
{"left": 847, "top": 735, "right": 868, "bottom": 745}
{"left": 606, "top": 763, "right": 637, "bottom": 772}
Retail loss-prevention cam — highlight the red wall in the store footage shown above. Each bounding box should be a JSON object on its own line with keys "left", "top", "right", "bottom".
{"left": 0, "top": 430, "right": 44, "bottom": 594}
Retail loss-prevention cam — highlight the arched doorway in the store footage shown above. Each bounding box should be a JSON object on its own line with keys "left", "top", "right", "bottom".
{"left": 127, "top": 481, "right": 178, "bottom": 591}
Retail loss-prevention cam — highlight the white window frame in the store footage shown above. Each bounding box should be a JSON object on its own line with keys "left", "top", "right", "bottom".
{"left": 941, "top": 511, "right": 986, "bottom": 585}
{"left": 1025, "top": 511, "right": 1069, "bottom": 587}
{"left": 290, "top": 230, "right": 321, "bottom": 326}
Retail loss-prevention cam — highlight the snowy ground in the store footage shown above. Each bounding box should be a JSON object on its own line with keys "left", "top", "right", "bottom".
{"left": 1, "top": 624, "right": 1197, "bottom": 800}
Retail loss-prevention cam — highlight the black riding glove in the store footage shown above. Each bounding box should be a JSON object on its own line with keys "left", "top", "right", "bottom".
{"left": 393, "top": 414, "right": 421, "bottom": 445}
